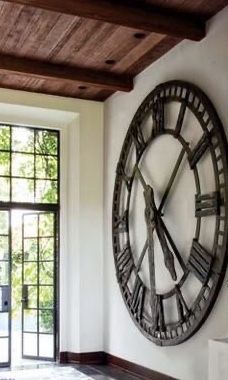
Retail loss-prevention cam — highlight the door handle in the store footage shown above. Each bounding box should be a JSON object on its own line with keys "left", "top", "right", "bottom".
{"left": 1, "top": 286, "right": 10, "bottom": 312}
{"left": 21, "top": 285, "right": 28, "bottom": 308}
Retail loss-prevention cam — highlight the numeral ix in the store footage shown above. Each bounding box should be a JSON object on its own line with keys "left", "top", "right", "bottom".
{"left": 113, "top": 210, "right": 128, "bottom": 233}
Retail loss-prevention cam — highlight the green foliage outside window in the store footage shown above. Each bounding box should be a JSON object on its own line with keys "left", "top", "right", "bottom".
{"left": 0, "top": 126, "right": 59, "bottom": 333}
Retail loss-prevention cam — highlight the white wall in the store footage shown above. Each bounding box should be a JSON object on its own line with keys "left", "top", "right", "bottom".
{"left": 0, "top": 90, "right": 104, "bottom": 355}
{"left": 103, "top": 7, "right": 228, "bottom": 380}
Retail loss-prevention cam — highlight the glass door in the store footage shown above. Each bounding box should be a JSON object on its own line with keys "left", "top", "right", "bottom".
{"left": 21, "top": 212, "right": 57, "bottom": 360}
{"left": 0, "top": 210, "right": 11, "bottom": 367}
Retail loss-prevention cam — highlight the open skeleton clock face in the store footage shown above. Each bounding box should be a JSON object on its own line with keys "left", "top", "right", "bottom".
{"left": 112, "top": 80, "right": 228, "bottom": 346}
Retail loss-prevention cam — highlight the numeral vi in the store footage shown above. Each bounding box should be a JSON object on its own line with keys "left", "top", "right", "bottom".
{"left": 175, "top": 285, "right": 189, "bottom": 323}
{"left": 153, "top": 295, "right": 165, "bottom": 332}
{"left": 130, "top": 275, "right": 145, "bottom": 320}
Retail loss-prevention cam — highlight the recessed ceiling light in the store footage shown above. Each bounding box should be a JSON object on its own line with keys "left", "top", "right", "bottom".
{"left": 134, "top": 32, "right": 146, "bottom": 39}
{"left": 105, "top": 59, "right": 116, "bottom": 65}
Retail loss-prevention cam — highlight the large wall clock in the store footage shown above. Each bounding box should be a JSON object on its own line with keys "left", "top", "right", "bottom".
{"left": 112, "top": 80, "right": 228, "bottom": 346}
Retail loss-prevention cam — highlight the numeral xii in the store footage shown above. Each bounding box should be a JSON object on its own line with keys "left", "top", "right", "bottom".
{"left": 152, "top": 98, "right": 164, "bottom": 137}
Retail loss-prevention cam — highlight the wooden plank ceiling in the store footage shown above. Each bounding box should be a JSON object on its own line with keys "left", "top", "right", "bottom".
{"left": 0, "top": 0, "right": 226, "bottom": 101}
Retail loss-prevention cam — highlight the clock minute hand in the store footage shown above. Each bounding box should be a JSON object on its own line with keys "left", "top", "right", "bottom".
{"left": 143, "top": 187, "right": 157, "bottom": 324}
{"left": 158, "top": 147, "right": 186, "bottom": 214}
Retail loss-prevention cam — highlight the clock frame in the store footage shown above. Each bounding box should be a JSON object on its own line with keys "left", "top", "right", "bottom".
{"left": 112, "top": 80, "right": 228, "bottom": 346}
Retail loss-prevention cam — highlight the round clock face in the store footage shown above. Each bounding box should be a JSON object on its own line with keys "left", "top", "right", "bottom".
{"left": 112, "top": 80, "right": 228, "bottom": 346}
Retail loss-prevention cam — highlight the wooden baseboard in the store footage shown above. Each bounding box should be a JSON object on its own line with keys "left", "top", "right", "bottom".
{"left": 59, "top": 351, "right": 177, "bottom": 380}
{"left": 106, "top": 353, "right": 177, "bottom": 380}
{"left": 59, "top": 351, "right": 105, "bottom": 365}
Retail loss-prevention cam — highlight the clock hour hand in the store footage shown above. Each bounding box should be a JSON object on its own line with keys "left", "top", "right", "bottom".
{"left": 143, "top": 185, "right": 177, "bottom": 281}
{"left": 155, "top": 215, "right": 177, "bottom": 281}
{"left": 158, "top": 216, "right": 187, "bottom": 273}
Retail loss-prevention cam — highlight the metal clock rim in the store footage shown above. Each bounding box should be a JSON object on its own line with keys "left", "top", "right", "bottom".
{"left": 112, "top": 80, "right": 228, "bottom": 346}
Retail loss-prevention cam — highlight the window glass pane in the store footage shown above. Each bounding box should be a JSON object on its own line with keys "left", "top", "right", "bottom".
{"left": 0, "top": 313, "right": 9, "bottom": 337}
{"left": 40, "top": 262, "right": 53, "bottom": 285}
{"left": 27, "top": 286, "right": 37, "bottom": 309}
{"left": 12, "top": 153, "right": 34, "bottom": 178}
{"left": 0, "top": 126, "right": 10, "bottom": 151}
{"left": 39, "top": 214, "right": 54, "bottom": 237}
{"left": 0, "top": 212, "right": 8, "bottom": 235}
{"left": 23, "top": 333, "right": 37, "bottom": 356}
{"left": 36, "top": 156, "right": 57, "bottom": 180}
{"left": 0, "top": 126, "right": 59, "bottom": 205}
{"left": 39, "top": 310, "right": 53, "bottom": 334}
{"left": 12, "top": 127, "right": 34, "bottom": 153}
{"left": 39, "top": 286, "right": 53, "bottom": 309}
{"left": 39, "top": 334, "right": 53, "bottom": 358}
{"left": 36, "top": 130, "right": 58, "bottom": 156}
{"left": 0, "top": 177, "right": 10, "bottom": 202}
{"left": 12, "top": 178, "right": 34, "bottom": 202}
{"left": 24, "top": 238, "right": 37, "bottom": 261}
{"left": 24, "top": 309, "right": 37, "bottom": 332}
{"left": 0, "top": 338, "right": 9, "bottom": 363}
{"left": 24, "top": 215, "right": 38, "bottom": 238}
{"left": 0, "top": 262, "right": 9, "bottom": 285}
{"left": 0, "top": 236, "right": 9, "bottom": 260}
{"left": 0, "top": 152, "right": 10, "bottom": 175}
{"left": 35, "top": 180, "right": 57, "bottom": 204}
{"left": 24, "top": 263, "right": 37, "bottom": 285}
{"left": 39, "top": 238, "right": 54, "bottom": 261}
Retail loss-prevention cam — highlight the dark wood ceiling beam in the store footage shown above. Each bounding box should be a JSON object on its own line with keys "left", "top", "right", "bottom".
{"left": 4, "top": 0, "right": 205, "bottom": 40}
{"left": 0, "top": 54, "right": 133, "bottom": 92}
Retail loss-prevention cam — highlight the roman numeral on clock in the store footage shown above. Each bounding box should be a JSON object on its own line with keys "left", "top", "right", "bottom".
{"left": 113, "top": 210, "right": 128, "bottom": 233}
{"left": 130, "top": 275, "right": 145, "bottom": 320}
{"left": 175, "top": 285, "right": 189, "bottom": 323}
{"left": 152, "top": 98, "right": 164, "bottom": 137}
{"left": 188, "top": 240, "right": 213, "bottom": 284}
{"left": 189, "top": 133, "right": 210, "bottom": 169}
{"left": 116, "top": 244, "right": 134, "bottom": 285}
{"left": 195, "top": 191, "right": 220, "bottom": 217}
{"left": 116, "top": 162, "right": 131, "bottom": 191}
{"left": 174, "top": 101, "right": 187, "bottom": 137}
{"left": 153, "top": 295, "right": 165, "bottom": 332}
{"left": 131, "top": 124, "right": 146, "bottom": 160}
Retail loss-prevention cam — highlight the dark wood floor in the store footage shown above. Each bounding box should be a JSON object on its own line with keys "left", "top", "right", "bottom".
{"left": 76, "top": 363, "right": 141, "bottom": 380}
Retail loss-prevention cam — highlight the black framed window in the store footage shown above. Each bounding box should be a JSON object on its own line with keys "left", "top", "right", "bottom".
{"left": 0, "top": 125, "right": 59, "bottom": 205}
